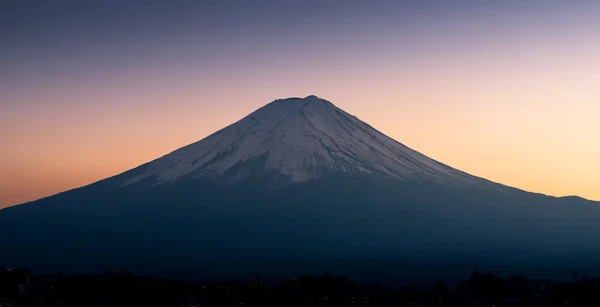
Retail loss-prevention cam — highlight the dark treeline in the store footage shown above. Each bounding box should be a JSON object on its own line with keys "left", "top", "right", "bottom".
{"left": 2, "top": 267, "right": 600, "bottom": 306}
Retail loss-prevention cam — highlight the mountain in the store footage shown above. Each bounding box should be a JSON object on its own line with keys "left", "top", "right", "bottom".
{"left": 122, "top": 95, "right": 488, "bottom": 188}
{"left": 1, "top": 95, "right": 599, "bottom": 284}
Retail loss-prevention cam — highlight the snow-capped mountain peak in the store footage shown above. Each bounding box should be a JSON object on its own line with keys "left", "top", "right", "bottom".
{"left": 122, "top": 95, "right": 483, "bottom": 187}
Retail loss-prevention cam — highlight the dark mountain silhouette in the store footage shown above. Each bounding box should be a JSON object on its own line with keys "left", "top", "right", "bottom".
{"left": 1, "top": 95, "right": 598, "bottom": 284}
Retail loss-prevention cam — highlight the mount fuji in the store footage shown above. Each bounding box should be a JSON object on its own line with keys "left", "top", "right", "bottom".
{"left": 1, "top": 95, "right": 599, "bottom": 283}
{"left": 122, "top": 95, "right": 489, "bottom": 188}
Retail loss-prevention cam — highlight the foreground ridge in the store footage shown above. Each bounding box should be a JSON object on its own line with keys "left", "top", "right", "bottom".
{"left": 2, "top": 268, "right": 598, "bottom": 306}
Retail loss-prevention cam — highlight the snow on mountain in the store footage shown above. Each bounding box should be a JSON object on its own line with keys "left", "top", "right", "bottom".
{"left": 122, "top": 95, "right": 487, "bottom": 188}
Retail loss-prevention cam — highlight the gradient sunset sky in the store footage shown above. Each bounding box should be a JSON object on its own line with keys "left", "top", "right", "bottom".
{"left": 1, "top": 0, "right": 599, "bottom": 208}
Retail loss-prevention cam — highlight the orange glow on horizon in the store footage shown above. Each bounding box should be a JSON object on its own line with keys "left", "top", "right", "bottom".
{"left": 1, "top": 78, "right": 599, "bottom": 208}
{"left": 2, "top": 27, "right": 599, "bottom": 207}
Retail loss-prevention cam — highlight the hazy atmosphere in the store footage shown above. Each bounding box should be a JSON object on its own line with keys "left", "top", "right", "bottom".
{"left": 2, "top": 0, "right": 599, "bottom": 208}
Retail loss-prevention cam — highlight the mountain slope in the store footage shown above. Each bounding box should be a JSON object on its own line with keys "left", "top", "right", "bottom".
{"left": 0, "top": 95, "right": 598, "bottom": 284}
{"left": 121, "top": 95, "right": 490, "bottom": 188}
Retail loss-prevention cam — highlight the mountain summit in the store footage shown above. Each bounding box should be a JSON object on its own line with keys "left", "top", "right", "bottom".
{"left": 1, "top": 95, "right": 599, "bottom": 283}
{"left": 123, "top": 95, "right": 484, "bottom": 188}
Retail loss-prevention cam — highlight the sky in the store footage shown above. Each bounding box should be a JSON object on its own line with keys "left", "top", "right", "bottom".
{"left": 1, "top": 0, "right": 599, "bottom": 208}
